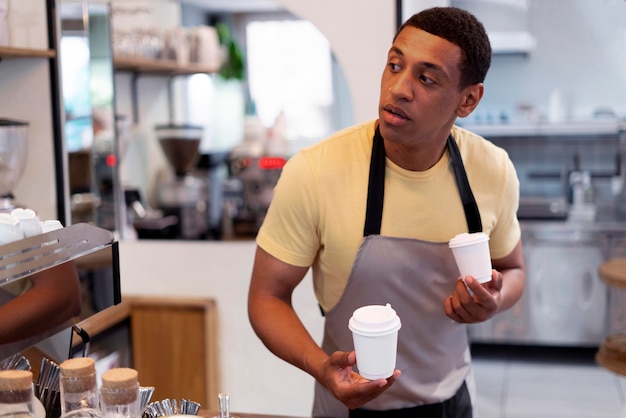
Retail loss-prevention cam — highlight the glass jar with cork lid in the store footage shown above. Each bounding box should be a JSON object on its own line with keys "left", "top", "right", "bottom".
{"left": 59, "top": 357, "right": 99, "bottom": 415}
{"left": 0, "top": 370, "right": 35, "bottom": 418}
{"left": 99, "top": 368, "right": 140, "bottom": 418}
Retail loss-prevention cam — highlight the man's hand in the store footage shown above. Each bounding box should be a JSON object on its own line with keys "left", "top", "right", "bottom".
{"left": 319, "top": 351, "right": 401, "bottom": 410}
{"left": 443, "top": 270, "right": 503, "bottom": 323}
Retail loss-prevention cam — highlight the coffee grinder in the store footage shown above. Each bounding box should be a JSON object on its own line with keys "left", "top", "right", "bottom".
{"left": 154, "top": 124, "right": 208, "bottom": 240}
{"left": 0, "top": 118, "right": 29, "bottom": 213}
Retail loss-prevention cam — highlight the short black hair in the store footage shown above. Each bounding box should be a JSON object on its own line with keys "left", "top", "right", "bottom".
{"left": 396, "top": 7, "right": 492, "bottom": 89}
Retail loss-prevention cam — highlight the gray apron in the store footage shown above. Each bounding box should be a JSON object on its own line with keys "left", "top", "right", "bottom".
{"left": 312, "top": 127, "right": 482, "bottom": 418}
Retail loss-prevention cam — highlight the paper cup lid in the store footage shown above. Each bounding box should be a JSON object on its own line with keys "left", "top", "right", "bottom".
{"left": 41, "top": 220, "right": 63, "bottom": 232}
{"left": 349, "top": 303, "right": 401, "bottom": 335}
{"left": 448, "top": 232, "right": 489, "bottom": 249}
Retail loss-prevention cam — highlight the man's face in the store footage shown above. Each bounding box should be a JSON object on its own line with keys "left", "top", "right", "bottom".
{"left": 378, "top": 26, "right": 468, "bottom": 147}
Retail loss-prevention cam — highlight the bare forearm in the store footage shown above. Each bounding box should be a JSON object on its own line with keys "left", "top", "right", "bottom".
{"left": 248, "top": 294, "right": 327, "bottom": 382}
{"left": 497, "top": 267, "right": 525, "bottom": 313}
{"left": 0, "top": 263, "right": 81, "bottom": 343}
{"left": 493, "top": 239, "right": 526, "bottom": 314}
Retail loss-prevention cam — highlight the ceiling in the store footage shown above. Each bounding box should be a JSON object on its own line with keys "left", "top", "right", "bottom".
{"left": 179, "top": 0, "right": 282, "bottom": 13}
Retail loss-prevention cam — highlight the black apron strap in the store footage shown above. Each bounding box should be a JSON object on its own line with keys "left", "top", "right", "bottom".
{"left": 447, "top": 135, "right": 482, "bottom": 233}
{"left": 363, "top": 126, "right": 386, "bottom": 236}
{"left": 363, "top": 128, "right": 482, "bottom": 236}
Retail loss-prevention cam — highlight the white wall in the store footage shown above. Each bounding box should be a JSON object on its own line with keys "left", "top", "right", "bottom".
{"left": 3, "top": 0, "right": 57, "bottom": 221}
{"left": 274, "top": 0, "right": 396, "bottom": 125}
{"left": 6, "top": 59, "right": 58, "bottom": 221}
{"left": 480, "top": 0, "right": 626, "bottom": 121}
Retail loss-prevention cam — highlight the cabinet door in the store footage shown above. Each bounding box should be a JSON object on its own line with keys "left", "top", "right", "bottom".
{"left": 468, "top": 229, "right": 611, "bottom": 346}
{"left": 128, "top": 296, "right": 219, "bottom": 410}
{"left": 525, "top": 243, "right": 608, "bottom": 345}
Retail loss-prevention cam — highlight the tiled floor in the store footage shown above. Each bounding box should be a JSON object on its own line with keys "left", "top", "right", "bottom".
{"left": 471, "top": 344, "right": 626, "bottom": 418}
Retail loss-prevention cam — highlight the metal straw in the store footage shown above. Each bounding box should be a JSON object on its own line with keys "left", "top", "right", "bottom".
{"left": 0, "top": 354, "right": 31, "bottom": 371}
{"left": 218, "top": 393, "right": 225, "bottom": 418}
{"left": 35, "top": 358, "right": 60, "bottom": 418}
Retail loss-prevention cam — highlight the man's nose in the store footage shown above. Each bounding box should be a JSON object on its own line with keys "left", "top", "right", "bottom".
{"left": 388, "top": 74, "right": 413, "bottom": 101}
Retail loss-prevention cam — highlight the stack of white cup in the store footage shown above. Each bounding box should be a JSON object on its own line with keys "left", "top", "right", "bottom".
{"left": 0, "top": 213, "right": 23, "bottom": 245}
{"left": 0, "top": 209, "right": 63, "bottom": 245}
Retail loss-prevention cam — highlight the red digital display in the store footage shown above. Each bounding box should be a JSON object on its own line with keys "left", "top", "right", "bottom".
{"left": 258, "top": 156, "right": 287, "bottom": 170}
{"left": 105, "top": 154, "right": 116, "bottom": 167}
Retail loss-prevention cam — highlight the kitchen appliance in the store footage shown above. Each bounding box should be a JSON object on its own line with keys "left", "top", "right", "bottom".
{"left": 195, "top": 151, "right": 229, "bottom": 239}
{"left": 226, "top": 154, "right": 286, "bottom": 237}
{"left": 0, "top": 119, "right": 28, "bottom": 212}
{"left": 223, "top": 116, "right": 287, "bottom": 238}
{"left": 468, "top": 223, "right": 624, "bottom": 347}
{"left": 154, "top": 124, "right": 208, "bottom": 240}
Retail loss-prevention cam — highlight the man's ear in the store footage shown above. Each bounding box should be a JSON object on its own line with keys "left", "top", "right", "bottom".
{"left": 456, "top": 83, "right": 484, "bottom": 118}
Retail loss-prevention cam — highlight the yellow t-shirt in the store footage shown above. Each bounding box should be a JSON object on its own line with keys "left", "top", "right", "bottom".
{"left": 257, "top": 119, "right": 520, "bottom": 312}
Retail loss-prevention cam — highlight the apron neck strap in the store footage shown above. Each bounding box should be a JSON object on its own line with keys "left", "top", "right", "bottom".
{"left": 364, "top": 127, "right": 482, "bottom": 236}
{"left": 447, "top": 134, "right": 483, "bottom": 233}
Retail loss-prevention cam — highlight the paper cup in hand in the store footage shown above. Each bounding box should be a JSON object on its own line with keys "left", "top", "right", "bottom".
{"left": 448, "top": 232, "right": 492, "bottom": 284}
{"left": 348, "top": 303, "right": 401, "bottom": 380}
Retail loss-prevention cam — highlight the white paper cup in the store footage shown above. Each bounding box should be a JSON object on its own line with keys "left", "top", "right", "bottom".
{"left": 41, "top": 219, "right": 63, "bottom": 233}
{"left": 11, "top": 208, "right": 42, "bottom": 237}
{"left": 348, "top": 303, "right": 401, "bottom": 380}
{"left": 448, "top": 232, "right": 492, "bottom": 284}
{"left": 0, "top": 212, "right": 23, "bottom": 245}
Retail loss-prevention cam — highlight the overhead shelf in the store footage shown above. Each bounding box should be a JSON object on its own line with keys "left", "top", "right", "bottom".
{"left": 0, "top": 46, "right": 56, "bottom": 59}
{"left": 458, "top": 120, "right": 626, "bottom": 137}
{"left": 113, "top": 55, "right": 220, "bottom": 75}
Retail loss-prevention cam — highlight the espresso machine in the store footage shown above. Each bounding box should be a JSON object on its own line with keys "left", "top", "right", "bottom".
{"left": 153, "top": 124, "right": 208, "bottom": 240}
{"left": 0, "top": 118, "right": 28, "bottom": 213}
{"left": 225, "top": 116, "right": 287, "bottom": 237}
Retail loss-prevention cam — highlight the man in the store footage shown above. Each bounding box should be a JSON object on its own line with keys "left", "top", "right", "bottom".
{"left": 248, "top": 7, "right": 525, "bottom": 418}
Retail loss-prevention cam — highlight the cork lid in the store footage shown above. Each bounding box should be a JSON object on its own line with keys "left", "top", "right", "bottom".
{"left": 101, "top": 368, "right": 138, "bottom": 390}
{"left": 60, "top": 357, "right": 96, "bottom": 378}
{"left": 0, "top": 370, "right": 33, "bottom": 391}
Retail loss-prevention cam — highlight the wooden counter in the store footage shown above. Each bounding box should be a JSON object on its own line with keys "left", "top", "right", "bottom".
{"left": 202, "top": 412, "right": 307, "bottom": 418}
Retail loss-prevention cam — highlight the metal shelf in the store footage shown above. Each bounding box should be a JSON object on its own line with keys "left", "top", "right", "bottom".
{"left": 0, "top": 223, "right": 115, "bottom": 284}
{"left": 0, "top": 46, "right": 56, "bottom": 59}
{"left": 459, "top": 120, "right": 626, "bottom": 137}
{"left": 113, "top": 55, "right": 219, "bottom": 75}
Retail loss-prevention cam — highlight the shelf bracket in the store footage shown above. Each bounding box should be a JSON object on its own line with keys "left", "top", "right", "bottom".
{"left": 131, "top": 71, "right": 139, "bottom": 124}
{"left": 167, "top": 74, "right": 175, "bottom": 124}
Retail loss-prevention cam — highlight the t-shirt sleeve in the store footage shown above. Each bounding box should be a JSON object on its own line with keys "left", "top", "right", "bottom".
{"left": 256, "top": 151, "right": 321, "bottom": 267}
{"left": 489, "top": 156, "right": 521, "bottom": 259}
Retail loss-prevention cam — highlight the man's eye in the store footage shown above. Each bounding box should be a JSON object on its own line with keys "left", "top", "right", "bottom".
{"left": 389, "top": 63, "right": 401, "bottom": 72}
{"left": 420, "top": 74, "right": 435, "bottom": 84}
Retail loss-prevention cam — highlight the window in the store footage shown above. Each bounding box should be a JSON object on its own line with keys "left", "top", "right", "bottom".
{"left": 245, "top": 18, "right": 344, "bottom": 150}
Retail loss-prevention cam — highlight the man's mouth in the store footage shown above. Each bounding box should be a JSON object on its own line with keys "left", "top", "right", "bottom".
{"left": 384, "top": 105, "right": 410, "bottom": 120}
